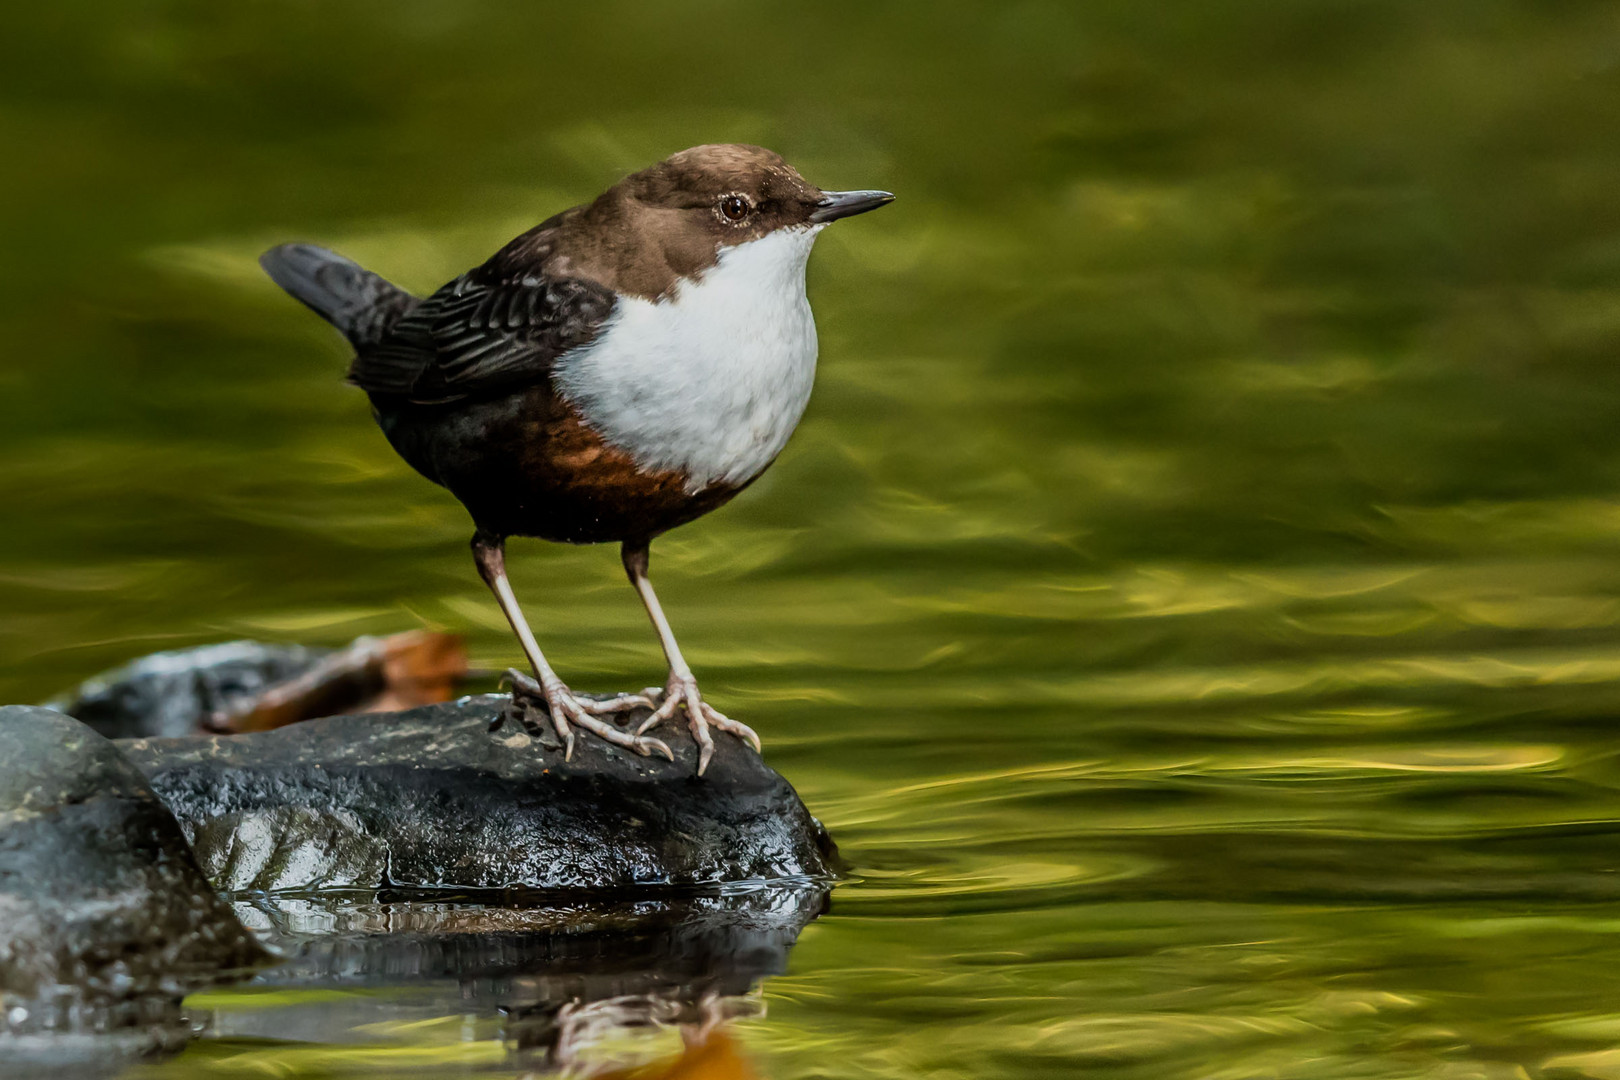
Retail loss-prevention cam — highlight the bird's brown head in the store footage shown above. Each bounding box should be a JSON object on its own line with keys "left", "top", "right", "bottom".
{"left": 544, "top": 144, "right": 893, "bottom": 299}
{"left": 620, "top": 144, "right": 891, "bottom": 242}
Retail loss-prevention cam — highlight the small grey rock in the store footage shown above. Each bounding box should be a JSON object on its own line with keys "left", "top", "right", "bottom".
{"left": 47, "top": 641, "right": 333, "bottom": 740}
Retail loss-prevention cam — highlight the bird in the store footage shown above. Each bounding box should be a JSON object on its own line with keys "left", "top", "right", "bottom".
{"left": 260, "top": 144, "right": 893, "bottom": 775}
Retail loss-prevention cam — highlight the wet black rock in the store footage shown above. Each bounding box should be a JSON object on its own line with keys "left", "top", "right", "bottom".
{"left": 0, "top": 706, "right": 270, "bottom": 1035}
{"left": 120, "top": 696, "right": 838, "bottom": 892}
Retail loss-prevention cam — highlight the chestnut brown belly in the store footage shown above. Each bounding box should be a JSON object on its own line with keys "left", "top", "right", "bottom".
{"left": 371, "top": 385, "right": 747, "bottom": 544}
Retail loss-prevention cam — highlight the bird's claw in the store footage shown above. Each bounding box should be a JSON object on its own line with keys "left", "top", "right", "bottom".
{"left": 636, "top": 674, "right": 760, "bottom": 775}
{"left": 502, "top": 669, "right": 671, "bottom": 761}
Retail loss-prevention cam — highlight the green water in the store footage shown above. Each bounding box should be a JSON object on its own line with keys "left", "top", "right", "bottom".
{"left": 8, "top": 0, "right": 1620, "bottom": 1075}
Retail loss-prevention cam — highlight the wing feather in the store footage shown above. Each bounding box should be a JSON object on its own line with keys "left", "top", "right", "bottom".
{"left": 347, "top": 267, "right": 616, "bottom": 403}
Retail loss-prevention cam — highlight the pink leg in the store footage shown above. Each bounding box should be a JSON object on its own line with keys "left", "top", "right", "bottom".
{"left": 621, "top": 543, "right": 760, "bottom": 776}
{"left": 472, "top": 533, "right": 670, "bottom": 762}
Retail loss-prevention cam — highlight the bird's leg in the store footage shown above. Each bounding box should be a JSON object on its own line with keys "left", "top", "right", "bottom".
{"left": 471, "top": 532, "right": 670, "bottom": 762}
{"left": 621, "top": 542, "right": 760, "bottom": 776}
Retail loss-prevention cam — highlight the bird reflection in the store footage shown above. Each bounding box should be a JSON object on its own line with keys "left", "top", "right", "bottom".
{"left": 508, "top": 990, "right": 763, "bottom": 1075}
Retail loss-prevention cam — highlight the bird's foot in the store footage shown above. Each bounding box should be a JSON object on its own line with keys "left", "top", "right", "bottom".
{"left": 636, "top": 673, "right": 760, "bottom": 776}
{"left": 498, "top": 669, "right": 671, "bottom": 762}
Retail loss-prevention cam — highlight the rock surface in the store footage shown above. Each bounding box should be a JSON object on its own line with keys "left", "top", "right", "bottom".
{"left": 120, "top": 696, "right": 838, "bottom": 892}
{"left": 0, "top": 706, "right": 269, "bottom": 1034}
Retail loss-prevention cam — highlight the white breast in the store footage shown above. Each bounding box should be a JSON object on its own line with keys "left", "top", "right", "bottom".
{"left": 553, "top": 226, "right": 825, "bottom": 491}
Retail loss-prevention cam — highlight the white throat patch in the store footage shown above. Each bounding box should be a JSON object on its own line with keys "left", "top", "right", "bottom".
{"left": 554, "top": 226, "right": 824, "bottom": 490}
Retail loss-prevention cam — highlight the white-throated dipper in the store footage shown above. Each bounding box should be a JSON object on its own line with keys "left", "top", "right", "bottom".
{"left": 261, "top": 144, "right": 893, "bottom": 774}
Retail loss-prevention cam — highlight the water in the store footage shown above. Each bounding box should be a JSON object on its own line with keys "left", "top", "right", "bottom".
{"left": 6, "top": 0, "right": 1620, "bottom": 1075}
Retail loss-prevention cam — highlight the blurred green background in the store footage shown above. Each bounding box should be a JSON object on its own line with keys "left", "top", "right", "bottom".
{"left": 9, "top": 1, "right": 1620, "bottom": 1077}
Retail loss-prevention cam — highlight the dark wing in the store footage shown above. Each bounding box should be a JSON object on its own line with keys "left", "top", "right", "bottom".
{"left": 348, "top": 268, "right": 616, "bottom": 403}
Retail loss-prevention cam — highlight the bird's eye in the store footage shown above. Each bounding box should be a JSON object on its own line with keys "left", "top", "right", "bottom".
{"left": 718, "top": 195, "right": 751, "bottom": 222}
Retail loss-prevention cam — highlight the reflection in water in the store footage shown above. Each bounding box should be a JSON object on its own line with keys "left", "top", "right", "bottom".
{"left": 516, "top": 992, "right": 761, "bottom": 1074}
{"left": 0, "top": 1030, "right": 200, "bottom": 1080}
{"left": 595, "top": 1028, "right": 760, "bottom": 1080}
{"left": 170, "top": 885, "right": 826, "bottom": 1074}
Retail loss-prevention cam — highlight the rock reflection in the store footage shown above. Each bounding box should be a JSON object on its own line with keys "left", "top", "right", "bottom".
{"left": 215, "top": 882, "right": 827, "bottom": 1070}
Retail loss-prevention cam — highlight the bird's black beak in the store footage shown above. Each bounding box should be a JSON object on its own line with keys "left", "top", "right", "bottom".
{"left": 809, "top": 189, "right": 895, "bottom": 224}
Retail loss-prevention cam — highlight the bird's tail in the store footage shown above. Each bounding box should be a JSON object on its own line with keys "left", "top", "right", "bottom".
{"left": 259, "top": 243, "right": 416, "bottom": 348}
